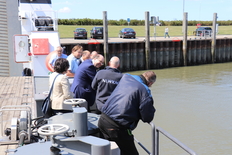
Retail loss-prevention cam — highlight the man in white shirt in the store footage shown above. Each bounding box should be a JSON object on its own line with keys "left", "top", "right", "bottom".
{"left": 164, "top": 27, "right": 170, "bottom": 38}
{"left": 66, "top": 45, "right": 83, "bottom": 77}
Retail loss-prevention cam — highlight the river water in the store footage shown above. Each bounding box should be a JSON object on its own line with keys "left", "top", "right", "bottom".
{"left": 129, "top": 62, "right": 232, "bottom": 155}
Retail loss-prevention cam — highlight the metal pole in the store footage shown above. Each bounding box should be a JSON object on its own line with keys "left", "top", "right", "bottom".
{"left": 183, "top": 12, "right": 188, "bottom": 66}
{"left": 103, "top": 11, "right": 109, "bottom": 64}
{"left": 145, "top": 11, "right": 150, "bottom": 70}
{"left": 211, "top": 13, "right": 217, "bottom": 63}
{"left": 150, "top": 123, "right": 157, "bottom": 155}
{"left": 134, "top": 137, "right": 151, "bottom": 154}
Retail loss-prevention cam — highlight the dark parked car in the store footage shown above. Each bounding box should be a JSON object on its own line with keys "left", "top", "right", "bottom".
{"left": 156, "top": 22, "right": 162, "bottom": 26}
{"left": 193, "top": 27, "right": 212, "bottom": 37}
{"left": 90, "top": 27, "right": 103, "bottom": 39}
{"left": 118, "top": 28, "right": 136, "bottom": 38}
{"left": 73, "top": 28, "right": 87, "bottom": 39}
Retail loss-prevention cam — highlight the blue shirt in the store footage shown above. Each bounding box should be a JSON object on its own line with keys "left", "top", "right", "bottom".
{"left": 67, "top": 54, "right": 81, "bottom": 74}
{"left": 49, "top": 53, "right": 67, "bottom": 67}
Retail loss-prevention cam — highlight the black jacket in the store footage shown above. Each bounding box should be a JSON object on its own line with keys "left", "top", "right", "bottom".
{"left": 91, "top": 66, "right": 123, "bottom": 111}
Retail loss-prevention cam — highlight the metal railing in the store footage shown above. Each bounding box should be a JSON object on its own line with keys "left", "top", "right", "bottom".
{"left": 135, "top": 123, "right": 197, "bottom": 155}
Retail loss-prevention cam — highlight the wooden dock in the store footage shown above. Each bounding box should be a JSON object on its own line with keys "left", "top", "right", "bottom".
{"left": 0, "top": 77, "right": 35, "bottom": 155}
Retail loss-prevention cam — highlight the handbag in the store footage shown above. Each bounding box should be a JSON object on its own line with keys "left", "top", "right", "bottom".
{"left": 41, "top": 74, "right": 60, "bottom": 118}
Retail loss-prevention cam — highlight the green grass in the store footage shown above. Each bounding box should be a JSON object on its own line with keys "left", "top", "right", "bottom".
{"left": 58, "top": 25, "right": 232, "bottom": 38}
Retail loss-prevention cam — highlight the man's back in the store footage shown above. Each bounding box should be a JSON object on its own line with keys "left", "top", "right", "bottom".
{"left": 101, "top": 73, "right": 155, "bottom": 130}
{"left": 71, "top": 59, "right": 96, "bottom": 106}
{"left": 92, "top": 66, "right": 123, "bottom": 111}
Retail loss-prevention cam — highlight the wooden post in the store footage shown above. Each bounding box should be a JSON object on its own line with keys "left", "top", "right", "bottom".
{"left": 211, "top": 13, "right": 217, "bottom": 63}
{"left": 103, "top": 11, "right": 109, "bottom": 64}
{"left": 183, "top": 12, "right": 188, "bottom": 66}
{"left": 145, "top": 11, "right": 150, "bottom": 70}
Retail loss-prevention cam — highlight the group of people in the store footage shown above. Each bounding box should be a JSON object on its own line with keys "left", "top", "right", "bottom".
{"left": 48, "top": 44, "right": 157, "bottom": 155}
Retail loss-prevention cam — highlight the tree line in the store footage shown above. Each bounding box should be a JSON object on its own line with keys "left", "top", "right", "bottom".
{"left": 58, "top": 18, "right": 232, "bottom": 26}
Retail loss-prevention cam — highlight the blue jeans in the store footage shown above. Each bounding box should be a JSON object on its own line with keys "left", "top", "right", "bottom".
{"left": 164, "top": 32, "right": 170, "bottom": 38}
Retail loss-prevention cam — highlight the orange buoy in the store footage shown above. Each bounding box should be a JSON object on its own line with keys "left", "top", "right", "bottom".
{"left": 45, "top": 50, "right": 56, "bottom": 72}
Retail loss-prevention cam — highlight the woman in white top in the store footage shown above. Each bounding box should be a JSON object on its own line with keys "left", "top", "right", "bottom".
{"left": 49, "top": 58, "right": 73, "bottom": 114}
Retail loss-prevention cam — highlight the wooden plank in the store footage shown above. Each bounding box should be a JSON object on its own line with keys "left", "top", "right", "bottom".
{"left": 0, "top": 77, "right": 35, "bottom": 155}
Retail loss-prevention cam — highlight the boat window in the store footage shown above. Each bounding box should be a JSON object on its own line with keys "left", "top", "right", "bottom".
{"left": 20, "top": 0, "right": 51, "bottom": 4}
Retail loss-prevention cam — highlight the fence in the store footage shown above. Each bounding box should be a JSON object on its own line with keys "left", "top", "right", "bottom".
{"left": 61, "top": 38, "right": 232, "bottom": 72}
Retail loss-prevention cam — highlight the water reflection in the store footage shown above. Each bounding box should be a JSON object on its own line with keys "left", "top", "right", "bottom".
{"left": 127, "top": 62, "right": 232, "bottom": 155}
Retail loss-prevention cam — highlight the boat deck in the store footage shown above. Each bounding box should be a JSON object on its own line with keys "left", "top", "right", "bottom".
{"left": 0, "top": 77, "right": 36, "bottom": 155}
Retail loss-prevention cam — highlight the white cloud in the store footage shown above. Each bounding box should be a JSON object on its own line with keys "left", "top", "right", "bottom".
{"left": 58, "top": 7, "right": 71, "bottom": 13}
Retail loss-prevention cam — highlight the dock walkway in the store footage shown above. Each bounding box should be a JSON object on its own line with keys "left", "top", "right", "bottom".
{"left": 0, "top": 77, "right": 35, "bottom": 155}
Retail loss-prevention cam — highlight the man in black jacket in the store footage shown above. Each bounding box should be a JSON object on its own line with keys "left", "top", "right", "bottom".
{"left": 98, "top": 71, "right": 156, "bottom": 155}
{"left": 91, "top": 56, "right": 123, "bottom": 112}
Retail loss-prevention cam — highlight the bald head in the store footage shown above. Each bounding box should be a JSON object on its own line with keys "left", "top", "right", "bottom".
{"left": 90, "top": 51, "right": 98, "bottom": 59}
{"left": 109, "top": 56, "right": 120, "bottom": 69}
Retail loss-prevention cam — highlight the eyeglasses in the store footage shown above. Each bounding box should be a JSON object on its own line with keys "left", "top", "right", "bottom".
{"left": 98, "top": 59, "right": 104, "bottom": 65}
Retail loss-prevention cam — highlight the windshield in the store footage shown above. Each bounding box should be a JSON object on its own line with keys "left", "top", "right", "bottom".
{"left": 124, "top": 28, "right": 134, "bottom": 31}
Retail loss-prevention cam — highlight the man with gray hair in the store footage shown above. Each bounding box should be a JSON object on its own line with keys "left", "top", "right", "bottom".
{"left": 48, "top": 46, "right": 67, "bottom": 71}
{"left": 92, "top": 56, "right": 123, "bottom": 112}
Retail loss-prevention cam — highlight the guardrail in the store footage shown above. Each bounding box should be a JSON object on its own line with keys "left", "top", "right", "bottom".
{"left": 150, "top": 123, "right": 197, "bottom": 155}
{"left": 135, "top": 123, "right": 197, "bottom": 155}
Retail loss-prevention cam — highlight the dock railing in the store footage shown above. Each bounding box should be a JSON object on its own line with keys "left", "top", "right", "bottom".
{"left": 150, "top": 123, "right": 197, "bottom": 155}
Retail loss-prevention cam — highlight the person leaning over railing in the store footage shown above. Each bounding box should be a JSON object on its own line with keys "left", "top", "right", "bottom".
{"left": 98, "top": 71, "right": 156, "bottom": 155}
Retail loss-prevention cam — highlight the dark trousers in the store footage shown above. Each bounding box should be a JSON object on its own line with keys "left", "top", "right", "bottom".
{"left": 98, "top": 113, "right": 139, "bottom": 155}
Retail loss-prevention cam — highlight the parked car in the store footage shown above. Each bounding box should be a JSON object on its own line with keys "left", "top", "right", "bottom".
{"left": 193, "top": 27, "right": 212, "bottom": 37}
{"left": 90, "top": 27, "right": 103, "bottom": 39}
{"left": 156, "top": 22, "right": 162, "bottom": 26}
{"left": 118, "top": 28, "right": 136, "bottom": 38}
{"left": 73, "top": 28, "right": 87, "bottom": 39}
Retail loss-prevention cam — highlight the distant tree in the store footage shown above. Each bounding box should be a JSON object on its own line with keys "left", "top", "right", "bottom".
{"left": 57, "top": 18, "right": 232, "bottom": 26}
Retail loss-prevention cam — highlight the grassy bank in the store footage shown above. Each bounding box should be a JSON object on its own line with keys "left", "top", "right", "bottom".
{"left": 58, "top": 25, "right": 232, "bottom": 38}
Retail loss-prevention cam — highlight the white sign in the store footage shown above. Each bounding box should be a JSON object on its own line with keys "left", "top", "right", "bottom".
{"left": 14, "top": 35, "right": 30, "bottom": 63}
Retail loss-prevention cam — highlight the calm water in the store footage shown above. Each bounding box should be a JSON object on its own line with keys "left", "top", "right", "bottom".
{"left": 129, "top": 62, "right": 232, "bottom": 155}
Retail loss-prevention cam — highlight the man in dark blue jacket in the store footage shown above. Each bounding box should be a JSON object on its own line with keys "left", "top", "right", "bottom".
{"left": 71, "top": 54, "right": 104, "bottom": 111}
{"left": 91, "top": 56, "right": 123, "bottom": 112}
{"left": 98, "top": 71, "right": 156, "bottom": 155}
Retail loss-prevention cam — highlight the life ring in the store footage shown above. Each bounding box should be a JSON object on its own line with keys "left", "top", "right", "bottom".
{"left": 45, "top": 51, "right": 56, "bottom": 72}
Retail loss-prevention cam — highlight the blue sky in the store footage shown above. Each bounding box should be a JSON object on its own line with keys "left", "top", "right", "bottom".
{"left": 52, "top": 0, "right": 232, "bottom": 21}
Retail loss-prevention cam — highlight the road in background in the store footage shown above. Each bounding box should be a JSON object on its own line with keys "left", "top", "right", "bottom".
{"left": 60, "top": 35, "right": 232, "bottom": 44}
